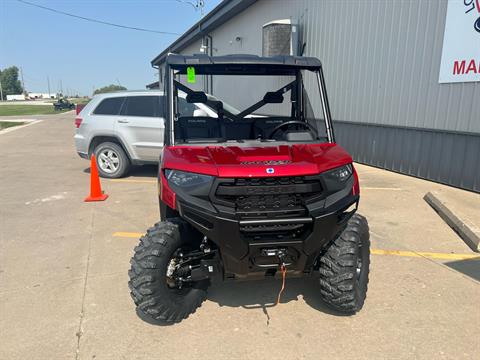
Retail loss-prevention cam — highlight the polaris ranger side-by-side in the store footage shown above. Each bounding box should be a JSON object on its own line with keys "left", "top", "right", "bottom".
{"left": 129, "top": 54, "right": 370, "bottom": 323}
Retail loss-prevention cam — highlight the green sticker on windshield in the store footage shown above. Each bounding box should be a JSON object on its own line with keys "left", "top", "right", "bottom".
{"left": 187, "top": 66, "right": 196, "bottom": 83}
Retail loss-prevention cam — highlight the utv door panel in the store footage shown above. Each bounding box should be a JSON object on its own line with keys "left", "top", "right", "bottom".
{"left": 116, "top": 96, "right": 165, "bottom": 162}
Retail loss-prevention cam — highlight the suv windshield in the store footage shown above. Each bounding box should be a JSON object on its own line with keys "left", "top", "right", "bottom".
{"left": 168, "top": 64, "right": 332, "bottom": 145}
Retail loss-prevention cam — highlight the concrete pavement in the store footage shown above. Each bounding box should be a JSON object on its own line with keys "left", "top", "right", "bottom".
{"left": 0, "top": 113, "right": 479, "bottom": 359}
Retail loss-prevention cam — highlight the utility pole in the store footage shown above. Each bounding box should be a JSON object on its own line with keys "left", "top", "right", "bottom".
{"left": 20, "top": 67, "right": 26, "bottom": 94}
{"left": 47, "top": 76, "right": 51, "bottom": 97}
{"left": 0, "top": 77, "right": 3, "bottom": 101}
{"left": 60, "top": 79, "right": 63, "bottom": 95}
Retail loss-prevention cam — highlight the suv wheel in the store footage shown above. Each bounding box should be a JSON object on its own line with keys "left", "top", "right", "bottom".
{"left": 93, "top": 142, "right": 130, "bottom": 178}
{"left": 129, "top": 221, "right": 208, "bottom": 324}
{"left": 318, "top": 213, "right": 370, "bottom": 314}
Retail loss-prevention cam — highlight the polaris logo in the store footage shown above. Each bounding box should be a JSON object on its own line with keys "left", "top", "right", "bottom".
{"left": 266, "top": 168, "right": 275, "bottom": 174}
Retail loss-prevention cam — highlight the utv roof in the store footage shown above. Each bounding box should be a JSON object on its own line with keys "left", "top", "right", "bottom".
{"left": 166, "top": 54, "right": 322, "bottom": 75}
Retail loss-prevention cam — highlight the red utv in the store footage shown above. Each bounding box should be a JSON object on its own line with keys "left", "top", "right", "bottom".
{"left": 129, "top": 54, "right": 370, "bottom": 323}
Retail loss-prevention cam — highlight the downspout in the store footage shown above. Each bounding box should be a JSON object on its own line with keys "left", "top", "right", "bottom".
{"left": 207, "top": 34, "right": 213, "bottom": 94}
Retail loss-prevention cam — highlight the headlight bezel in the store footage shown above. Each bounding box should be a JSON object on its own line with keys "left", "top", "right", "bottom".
{"left": 165, "top": 169, "right": 214, "bottom": 187}
{"left": 325, "top": 164, "right": 353, "bottom": 183}
{"left": 321, "top": 163, "right": 354, "bottom": 192}
{"left": 164, "top": 169, "right": 214, "bottom": 198}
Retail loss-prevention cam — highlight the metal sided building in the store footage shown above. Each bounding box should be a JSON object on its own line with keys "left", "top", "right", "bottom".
{"left": 151, "top": 0, "right": 480, "bottom": 192}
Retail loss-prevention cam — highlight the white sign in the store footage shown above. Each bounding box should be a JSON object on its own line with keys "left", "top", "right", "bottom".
{"left": 439, "top": 0, "right": 480, "bottom": 83}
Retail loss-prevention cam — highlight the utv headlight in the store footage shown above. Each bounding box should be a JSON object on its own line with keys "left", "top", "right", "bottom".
{"left": 322, "top": 164, "right": 353, "bottom": 192}
{"left": 165, "top": 169, "right": 213, "bottom": 188}
{"left": 326, "top": 164, "right": 353, "bottom": 182}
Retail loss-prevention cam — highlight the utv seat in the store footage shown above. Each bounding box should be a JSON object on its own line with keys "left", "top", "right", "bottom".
{"left": 175, "top": 116, "right": 222, "bottom": 142}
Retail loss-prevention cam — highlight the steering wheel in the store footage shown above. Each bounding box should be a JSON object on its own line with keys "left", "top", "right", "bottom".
{"left": 268, "top": 121, "right": 318, "bottom": 139}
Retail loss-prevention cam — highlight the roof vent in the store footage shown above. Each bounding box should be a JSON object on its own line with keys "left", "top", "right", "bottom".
{"left": 262, "top": 19, "right": 298, "bottom": 57}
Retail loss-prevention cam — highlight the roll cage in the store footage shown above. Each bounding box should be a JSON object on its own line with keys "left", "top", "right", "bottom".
{"left": 164, "top": 54, "right": 335, "bottom": 146}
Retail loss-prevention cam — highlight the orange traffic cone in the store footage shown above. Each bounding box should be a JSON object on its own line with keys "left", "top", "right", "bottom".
{"left": 84, "top": 155, "right": 109, "bottom": 202}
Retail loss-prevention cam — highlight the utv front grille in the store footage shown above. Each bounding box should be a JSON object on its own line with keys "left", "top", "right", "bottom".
{"left": 214, "top": 176, "right": 322, "bottom": 210}
{"left": 213, "top": 176, "right": 323, "bottom": 239}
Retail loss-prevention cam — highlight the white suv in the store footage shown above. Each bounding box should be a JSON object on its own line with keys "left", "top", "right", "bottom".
{"left": 74, "top": 90, "right": 219, "bottom": 178}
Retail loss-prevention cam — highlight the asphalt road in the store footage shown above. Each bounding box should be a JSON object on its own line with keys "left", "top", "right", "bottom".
{"left": 1, "top": 113, "right": 479, "bottom": 359}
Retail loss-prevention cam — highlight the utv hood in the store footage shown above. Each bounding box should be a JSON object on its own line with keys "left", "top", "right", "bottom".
{"left": 162, "top": 143, "right": 352, "bottom": 177}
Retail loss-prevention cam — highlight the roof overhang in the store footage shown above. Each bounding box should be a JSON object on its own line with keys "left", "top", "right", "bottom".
{"left": 166, "top": 54, "right": 322, "bottom": 75}
{"left": 151, "top": 0, "right": 257, "bottom": 67}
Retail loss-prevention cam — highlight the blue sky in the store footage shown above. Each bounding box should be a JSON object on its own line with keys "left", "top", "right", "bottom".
{"left": 0, "top": 0, "right": 222, "bottom": 95}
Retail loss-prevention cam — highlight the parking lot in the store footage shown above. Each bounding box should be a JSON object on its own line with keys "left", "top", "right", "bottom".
{"left": 1, "top": 112, "right": 479, "bottom": 359}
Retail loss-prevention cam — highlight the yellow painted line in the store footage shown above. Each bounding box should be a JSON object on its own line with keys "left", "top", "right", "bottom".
{"left": 112, "top": 232, "right": 480, "bottom": 261}
{"left": 371, "top": 249, "right": 479, "bottom": 260}
{"left": 110, "top": 179, "right": 156, "bottom": 184}
{"left": 113, "top": 231, "right": 143, "bottom": 238}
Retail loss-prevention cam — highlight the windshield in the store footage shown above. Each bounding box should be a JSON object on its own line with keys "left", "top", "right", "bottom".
{"left": 170, "top": 69, "right": 331, "bottom": 144}
{"left": 205, "top": 94, "right": 241, "bottom": 115}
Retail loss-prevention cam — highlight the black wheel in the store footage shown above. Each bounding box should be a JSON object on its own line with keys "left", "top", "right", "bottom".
{"left": 93, "top": 142, "right": 130, "bottom": 178}
{"left": 128, "top": 221, "right": 208, "bottom": 324}
{"left": 318, "top": 213, "right": 370, "bottom": 314}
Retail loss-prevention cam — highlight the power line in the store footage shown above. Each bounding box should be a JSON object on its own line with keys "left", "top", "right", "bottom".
{"left": 16, "top": 0, "right": 181, "bottom": 36}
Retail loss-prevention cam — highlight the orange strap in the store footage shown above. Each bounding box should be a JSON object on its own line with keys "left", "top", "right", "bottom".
{"left": 275, "top": 264, "right": 287, "bottom": 306}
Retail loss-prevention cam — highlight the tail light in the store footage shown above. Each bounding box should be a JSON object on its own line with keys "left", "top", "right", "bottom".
{"left": 76, "top": 104, "right": 85, "bottom": 115}
{"left": 75, "top": 117, "right": 82, "bottom": 128}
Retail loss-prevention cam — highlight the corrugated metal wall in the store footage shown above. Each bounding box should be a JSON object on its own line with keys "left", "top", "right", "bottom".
{"left": 334, "top": 121, "right": 479, "bottom": 191}
{"left": 166, "top": 0, "right": 480, "bottom": 191}
{"left": 298, "top": 0, "right": 480, "bottom": 191}
{"left": 301, "top": 0, "right": 480, "bottom": 133}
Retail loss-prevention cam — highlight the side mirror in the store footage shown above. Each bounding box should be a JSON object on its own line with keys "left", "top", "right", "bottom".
{"left": 263, "top": 92, "right": 284, "bottom": 104}
{"left": 193, "top": 108, "right": 209, "bottom": 117}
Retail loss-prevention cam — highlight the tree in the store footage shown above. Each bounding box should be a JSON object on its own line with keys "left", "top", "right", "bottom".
{"left": 93, "top": 84, "right": 127, "bottom": 95}
{"left": 0, "top": 66, "right": 24, "bottom": 100}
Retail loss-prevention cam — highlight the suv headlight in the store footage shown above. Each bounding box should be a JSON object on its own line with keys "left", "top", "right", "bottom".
{"left": 326, "top": 164, "right": 353, "bottom": 182}
{"left": 165, "top": 169, "right": 213, "bottom": 188}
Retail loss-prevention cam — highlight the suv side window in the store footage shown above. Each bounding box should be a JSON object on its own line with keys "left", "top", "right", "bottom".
{"left": 93, "top": 97, "right": 126, "bottom": 115}
{"left": 178, "top": 98, "right": 197, "bottom": 117}
{"left": 121, "top": 96, "right": 163, "bottom": 117}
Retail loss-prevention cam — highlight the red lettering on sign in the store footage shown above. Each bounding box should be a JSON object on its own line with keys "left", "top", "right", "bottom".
{"left": 453, "top": 60, "right": 466, "bottom": 74}
{"left": 453, "top": 60, "right": 480, "bottom": 75}
{"left": 465, "top": 59, "right": 477, "bottom": 74}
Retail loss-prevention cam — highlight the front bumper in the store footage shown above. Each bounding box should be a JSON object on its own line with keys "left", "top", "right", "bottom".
{"left": 173, "top": 176, "right": 358, "bottom": 280}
